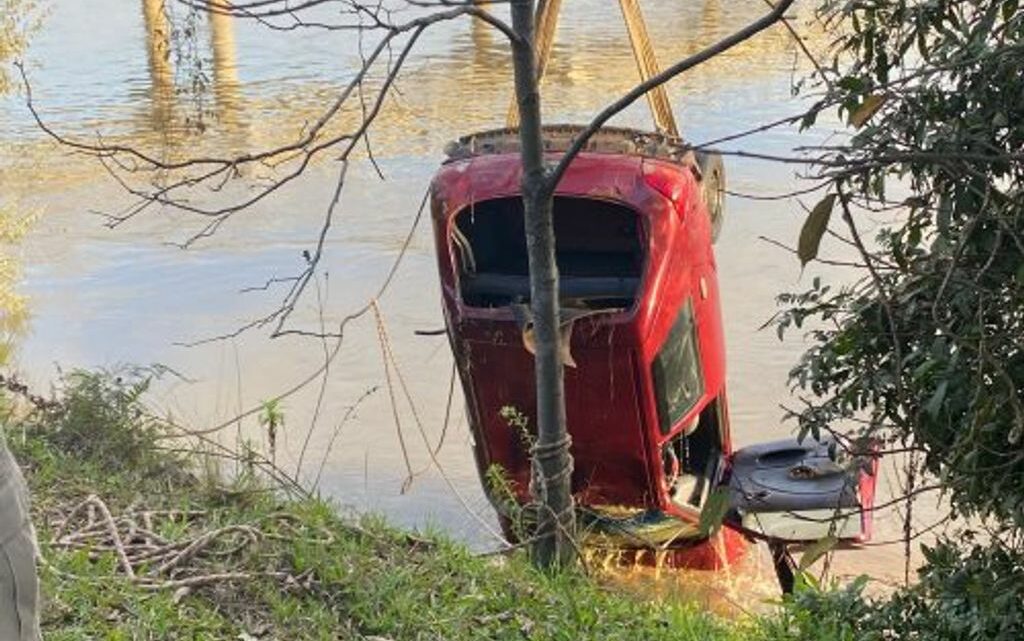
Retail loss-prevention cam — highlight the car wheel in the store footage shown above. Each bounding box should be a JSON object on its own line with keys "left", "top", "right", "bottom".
{"left": 696, "top": 151, "right": 725, "bottom": 243}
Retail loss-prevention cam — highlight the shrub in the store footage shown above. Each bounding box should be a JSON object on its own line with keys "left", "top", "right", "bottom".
{"left": 761, "top": 539, "right": 1024, "bottom": 641}
{"left": 26, "top": 367, "right": 186, "bottom": 481}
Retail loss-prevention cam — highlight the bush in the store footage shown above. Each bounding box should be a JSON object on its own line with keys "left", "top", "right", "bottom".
{"left": 24, "top": 367, "right": 186, "bottom": 481}
{"left": 760, "top": 539, "right": 1024, "bottom": 641}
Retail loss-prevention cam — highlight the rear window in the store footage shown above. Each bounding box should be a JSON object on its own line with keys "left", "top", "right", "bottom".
{"left": 452, "top": 196, "right": 643, "bottom": 309}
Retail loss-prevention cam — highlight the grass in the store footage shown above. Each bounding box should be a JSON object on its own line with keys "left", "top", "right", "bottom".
{"left": 3, "top": 370, "right": 754, "bottom": 640}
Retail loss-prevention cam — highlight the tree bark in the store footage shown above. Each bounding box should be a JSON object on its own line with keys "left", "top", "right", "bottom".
{"left": 509, "top": 0, "right": 575, "bottom": 568}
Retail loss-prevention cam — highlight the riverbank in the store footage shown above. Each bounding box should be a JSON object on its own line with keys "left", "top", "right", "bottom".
{"left": 5, "top": 369, "right": 755, "bottom": 640}
{"left": 8, "top": 368, "right": 1015, "bottom": 640}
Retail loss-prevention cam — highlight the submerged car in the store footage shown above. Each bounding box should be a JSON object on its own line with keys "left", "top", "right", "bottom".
{"left": 430, "top": 125, "right": 878, "bottom": 581}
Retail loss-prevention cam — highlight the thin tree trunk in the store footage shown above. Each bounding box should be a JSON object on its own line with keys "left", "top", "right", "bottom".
{"left": 509, "top": 0, "right": 575, "bottom": 568}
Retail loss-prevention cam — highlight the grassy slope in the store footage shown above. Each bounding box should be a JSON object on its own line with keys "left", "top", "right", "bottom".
{"left": 4, "top": 372, "right": 751, "bottom": 641}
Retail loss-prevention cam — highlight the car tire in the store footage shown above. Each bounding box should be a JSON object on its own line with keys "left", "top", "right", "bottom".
{"left": 696, "top": 151, "right": 725, "bottom": 243}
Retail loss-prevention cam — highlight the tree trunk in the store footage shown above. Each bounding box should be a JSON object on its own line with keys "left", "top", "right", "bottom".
{"left": 509, "top": 0, "right": 575, "bottom": 569}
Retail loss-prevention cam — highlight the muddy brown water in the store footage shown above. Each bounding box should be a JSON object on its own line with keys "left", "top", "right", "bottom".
{"left": 1, "top": 0, "right": 938, "bottom": 609}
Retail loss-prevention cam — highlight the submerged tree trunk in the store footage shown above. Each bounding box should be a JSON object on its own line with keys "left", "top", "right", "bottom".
{"left": 509, "top": 0, "right": 575, "bottom": 568}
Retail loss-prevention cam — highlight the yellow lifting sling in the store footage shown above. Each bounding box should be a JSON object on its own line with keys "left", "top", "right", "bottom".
{"left": 505, "top": 0, "right": 679, "bottom": 138}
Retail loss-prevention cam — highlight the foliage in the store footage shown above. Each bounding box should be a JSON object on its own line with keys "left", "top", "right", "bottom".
{"left": 492, "top": 407, "right": 542, "bottom": 544}
{"left": 779, "top": 0, "right": 1024, "bottom": 528}
{"left": 0, "top": 238, "right": 29, "bottom": 365}
{"left": 258, "top": 397, "right": 284, "bottom": 464}
{"left": 771, "top": 3, "right": 1024, "bottom": 632}
{"left": 0, "top": 0, "right": 39, "bottom": 365}
{"left": 0, "top": 0, "right": 38, "bottom": 95}
{"left": 698, "top": 488, "right": 731, "bottom": 537}
{"left": 755, "top": 574, "right": 875, "bottom": 641}
{"left": 485, "top": 463, "right": 533, "bottom": 542}
{"left": 18, "top": 367, "right": 188, "bottom": 482}
{"left": 7, "top": 370, "right": 745, "bottom": 641}
{"left": 500, "top": 404, "right": 535, "bottom": 450}
{"left": 758, "top": 539, "right": 1024, "bottom": 641}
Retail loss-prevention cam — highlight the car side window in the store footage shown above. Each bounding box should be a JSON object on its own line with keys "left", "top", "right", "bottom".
{"left": 651, "top": 299, "right": 704, "bottom": 434}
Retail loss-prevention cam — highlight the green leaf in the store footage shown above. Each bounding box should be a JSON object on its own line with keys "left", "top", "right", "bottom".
{"left": 794, "top": 570, "right": 821, "bottom": 594}
{"left": 798, "top": 535, "right": 839, "bottom": 571}
{"left": 797, "top": 194, "right": 836, "bottom": 267}
{"left": 797, "top": 423, "right": 810, "bottom": 443}
{"left": 924, "top": 380, "right": 948, "bottom": 419}
{"left": 850, "top": 94, "right": 887, "bottom": 128}
{"left": 912, "top": 359, "right": 938, "bottom": 381}
{"left": 936, "top": 195, "right": 952, "bottom": 233}
{"left": 698, "top": 488, "right": 731, "bottom": 537}
{"left": 800, "top": 108, "right": 819, "bottom": 130}
{"left": 1003, "top": 0, "right": 1019, "bottom": 23}
{"left": 837, "top": 75, "right": 865, "bottom": 92}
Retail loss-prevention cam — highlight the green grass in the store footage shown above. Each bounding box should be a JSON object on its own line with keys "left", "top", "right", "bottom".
{"left": 4, "top": 370, "right": 752, "bottom": 640}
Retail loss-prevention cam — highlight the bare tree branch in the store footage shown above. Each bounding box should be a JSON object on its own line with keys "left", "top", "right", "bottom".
{"left": 546, "top": 0, "right": 797, "bottom": 190}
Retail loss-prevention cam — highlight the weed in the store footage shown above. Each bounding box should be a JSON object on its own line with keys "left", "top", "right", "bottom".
{"left": 27, "top": 367, "right": 181, "bottom": 477}
{"left": 499, "top": 404, "right": 534, "bottom": 450}
{"left": 257, "top": 398, "right": 284, "bottom": 466}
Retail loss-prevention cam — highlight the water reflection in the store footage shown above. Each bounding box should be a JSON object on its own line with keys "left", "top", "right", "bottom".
{"left": 208, "top": 6, "right": 242, "bottom": 128}
{"left": 142, "top": 0, "right": 174, "bottom": 133}
{"left": 135, "top": 0, "right": 246, "bottom": 149}
{"left": 8, "top": 1, "right": 820, "bottom": 164}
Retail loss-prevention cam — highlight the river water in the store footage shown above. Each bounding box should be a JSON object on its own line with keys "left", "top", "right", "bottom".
{"left": 2, "top": 0, "right": 932, "bottom": 606}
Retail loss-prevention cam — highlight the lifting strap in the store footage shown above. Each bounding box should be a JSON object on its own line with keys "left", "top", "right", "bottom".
{"left": 618, "top": 0, "right": 679, "bottom": 137}
{"left": 505, "top": 0, "right": 679, "bottom": 138}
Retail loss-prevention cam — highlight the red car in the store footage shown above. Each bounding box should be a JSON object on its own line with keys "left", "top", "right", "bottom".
{"left": 430, "top": 125, "right": 877, "bottom": 583}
